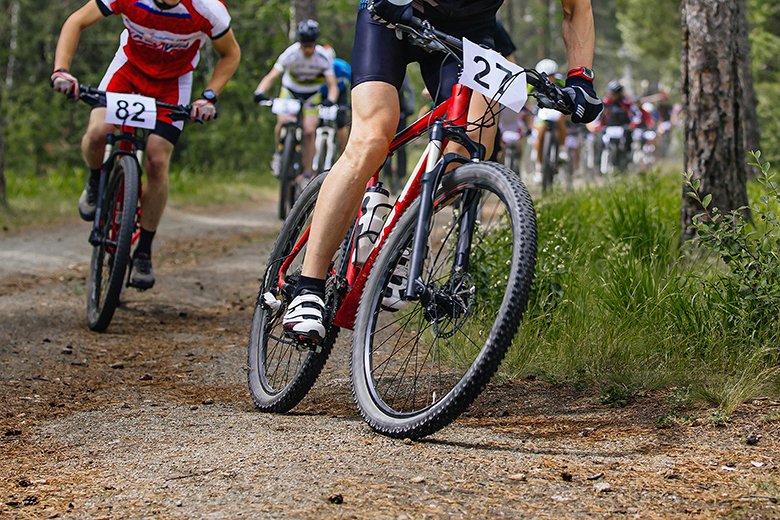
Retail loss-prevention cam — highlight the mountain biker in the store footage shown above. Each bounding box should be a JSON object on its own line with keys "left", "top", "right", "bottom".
{"left": 532, "top": 58, "right": 568, "bottom": 184}
{"left": 51, "top": 0, "right": 241, "bottom": 290}
{"left": 595, "top": 80, "right": 642, "bottom": 158}
{"left": 282, "top": 0, "right": 603, "bottom": 344}
{"left": 319, "top": 45, "right": 352, "bottom": 153}
{"left": 253, "top": 20, "right": 339, "bottom": 182}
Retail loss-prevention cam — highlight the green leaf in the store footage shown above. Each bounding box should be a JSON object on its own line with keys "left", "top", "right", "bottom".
{"left": 702, "top": 194, "right": 712, "bottom": 209}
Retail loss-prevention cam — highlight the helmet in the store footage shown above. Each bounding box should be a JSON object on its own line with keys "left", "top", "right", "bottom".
{"left": 296, "top": 19, "right": 320, "bottom": 43}
{"left": 535, "top": 58, "right": 558, "bottom": 77}
{"left": 607, "top": 80, "right": 624, "bottom": 94}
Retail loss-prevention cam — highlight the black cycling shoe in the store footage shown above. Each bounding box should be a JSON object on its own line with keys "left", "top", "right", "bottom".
{"left": 129, "top": 252, "right": 155, "bottom": 290}
{"left": 78, "top": 180, "right": 98, "bottom": 221}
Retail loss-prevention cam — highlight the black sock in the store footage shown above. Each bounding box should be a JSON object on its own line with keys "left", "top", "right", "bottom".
{"left": 89, "top": 168, "right": 101, "bottom": 188}
{"left": 295, "top": 275, "right": 326, "bottom": 297}
{"left": 135, "top": 228, "right": 156, "bottom": 257}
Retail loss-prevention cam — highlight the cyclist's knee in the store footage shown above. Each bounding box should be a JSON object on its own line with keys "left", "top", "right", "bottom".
{"left": 145, "top": 154, "right": 170, "bottom": 181}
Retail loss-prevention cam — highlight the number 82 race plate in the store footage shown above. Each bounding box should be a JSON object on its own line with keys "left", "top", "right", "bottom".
{"left": 105, "top": 92, "right": 157, "bottom": 130}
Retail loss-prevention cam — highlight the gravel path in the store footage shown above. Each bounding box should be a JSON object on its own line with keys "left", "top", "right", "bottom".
{"left": 0, "top": 201, "right": 777, "bottom": 518}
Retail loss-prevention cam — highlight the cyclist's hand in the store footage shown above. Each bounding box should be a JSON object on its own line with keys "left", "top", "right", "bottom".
{"left": 51, "top": 69, "right": 79, "bottom": 100}
{"left": 253, "top": 91, "right": 268, "bottom": 104}
{"left": 563, "top": 71, "right": 603, "bottom": 124}
{"left": 191, "top": 98, "right": 217, "bottom": 122}
{"left": 368, "top": 0, "right": 413, "bottom": 27}
{"left": 320, "top": 99, "right": 335, "bottom": 107}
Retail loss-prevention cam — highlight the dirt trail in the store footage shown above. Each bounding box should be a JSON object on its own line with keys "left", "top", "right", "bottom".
{"left": 0, "top": 201, "right": 777, "bottom": 519}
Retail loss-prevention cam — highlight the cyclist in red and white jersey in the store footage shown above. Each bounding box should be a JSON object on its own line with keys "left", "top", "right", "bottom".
{"left": 253, "top": 20, "right": 339, "bottom": 183}
{"left": 51, "top": 0, "right": 241, "bottom": 290}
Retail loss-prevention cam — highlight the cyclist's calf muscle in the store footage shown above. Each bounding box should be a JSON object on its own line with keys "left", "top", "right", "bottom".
{"left": 82, "top": 108, "right": 113, "bottom": 170}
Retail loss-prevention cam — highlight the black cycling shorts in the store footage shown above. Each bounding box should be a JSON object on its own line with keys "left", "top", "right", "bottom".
{"left": 351, "top": 8, "right": 495, "bottom": 105}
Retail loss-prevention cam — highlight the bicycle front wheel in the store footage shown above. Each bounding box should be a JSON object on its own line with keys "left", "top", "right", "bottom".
{"left": 248, "top": 173, "right": 339, "bottom": 412}
{"left": 352, "top": 161, "right": 537, "bottom": 438}
{"left": 86, "top": 155, "right": 139, "bottom": 332}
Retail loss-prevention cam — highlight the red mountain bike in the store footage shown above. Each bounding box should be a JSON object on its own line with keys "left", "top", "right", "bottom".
{"left": 77, "top": 86, "right": 191, "bottom": 331}
{"left": 247, "top": 19, "right": 574, "bottom": 438}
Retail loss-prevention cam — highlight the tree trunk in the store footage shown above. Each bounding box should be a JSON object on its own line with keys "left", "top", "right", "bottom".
{"left": 536, "top": 0, "right": 551, "bottom": 60}
{"left": 680, "top": 0, "right": 749, "bottom": 239}
{"left": 291, "top": 0, "right": 317, "bottom": 39}
{"left": 0, "top": 88, "right": 7, "bottom": 208}
{"left": 736, "top": 0, "right": 761, "bottom": 158}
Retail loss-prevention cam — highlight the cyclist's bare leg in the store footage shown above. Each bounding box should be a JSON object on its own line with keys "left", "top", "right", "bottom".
{"left": 302, "top": 113, "right": 319, "bottom": 176}
{"left": 275, "top": 114, "right": 295, "bottom": 145}
{"left": 140, "top": 134, "right": 174, "bottom": 232}
{"left": 556, "top": 118, "right": 567, "bottom": 150}
{"left": 301, "top": 81, "right": 399, "bottom": 280}
{"left": 444, "top": 94, "right": 496, "bottom": 161}
{"left": 337, "top": 126, "right": 350, "bottom": 154}
{"left": 534, "top": 123, "right": 546, "bottom": 169}
{"left": 81, "top": 108, "right": 113, "bottom": 169}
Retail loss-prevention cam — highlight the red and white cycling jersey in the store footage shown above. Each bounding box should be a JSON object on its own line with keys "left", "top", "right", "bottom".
{"left": 96, "top": 0, "right": 231, "bottom": 80}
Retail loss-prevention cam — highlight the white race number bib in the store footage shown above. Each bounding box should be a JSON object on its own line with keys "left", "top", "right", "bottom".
{"left": 272, "top": 98, "right": 302, "bottom": 116}
{"left": 105, "top": 92, "right": 157, "bottom": 130}
{"left": 460, "top": 38, "right": 528, "bottom": 113}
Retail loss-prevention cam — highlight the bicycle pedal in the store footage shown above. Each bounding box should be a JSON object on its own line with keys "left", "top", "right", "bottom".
{"left": 294, "top": 336, "right": 322, "bottom": 353}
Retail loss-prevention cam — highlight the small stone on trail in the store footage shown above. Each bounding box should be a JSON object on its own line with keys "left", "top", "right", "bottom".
{"left": 328, "top": 494, "right": 344, "bottom": 504}
{"left": 594, "top": 482, "right": 612, "bottom": 493}
{"left": 509, "top": 473, "right": 527, "bottom": 481}
{"left": 746, "top": 433, "right": 761, "bottom": 446}
{"left": 61, "top": 347, "right": 73, "bottom": 355}
{"left": 110, "top": 363, "right": 124, "bottom": 370}
{"left": 410, "top": 476, "right": 426, "bottom": 484}
{"left": 751, "top": 461, "right": 764, "bottom": 468}
{"left": 190, "top": 405, "right": 199, "bottom": 411}
{"left": 71, "top": 360, "right": 87, "bottom": 366}
{"left": 561, "top": 471, "right": 573, "bottom": 482}
{"left": 402, "top": 438, "right": 414, "bottom": 445}
{"left": 17, "top": 479, "right": 32, "bottom": 487}
{"left": 587, "top": 472, "right": 604, "bottom": 481}
{"left": 139, "top": 374, "right": 153, "bottom": 381}
{"left": 202, "top": 399, "right": 215, "bottom": 405}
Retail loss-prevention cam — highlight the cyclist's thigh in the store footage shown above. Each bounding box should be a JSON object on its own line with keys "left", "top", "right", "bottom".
{"left": 351, "top": 8, "right": 407, "bottom": 91}
{"left": 277, "top": 114, "right": 296, "bottom": 126}
{"left": 85, "top": 108, "right": 114, "bottom": 141}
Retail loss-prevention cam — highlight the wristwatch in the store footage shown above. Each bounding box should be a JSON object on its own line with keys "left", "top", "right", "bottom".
{"left": 568, "top": 67, "right": 595, "bottom": 82}
{"left": 201, "top": 89, "right": 218, "bottom": 103}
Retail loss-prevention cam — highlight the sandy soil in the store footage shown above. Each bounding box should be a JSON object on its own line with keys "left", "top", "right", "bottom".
{"left": 0, "top": 200, "right": 777, "bottom": 519}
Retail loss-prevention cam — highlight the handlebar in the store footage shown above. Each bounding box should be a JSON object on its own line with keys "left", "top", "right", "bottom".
{"left": 392, "top": 18, "right": 574, "bottom": 116}
{"left": 256, "top": 98, "right": 337, "bottom": 110}
{"left": 78, "top": 85, "right": 193, "bottom": 122}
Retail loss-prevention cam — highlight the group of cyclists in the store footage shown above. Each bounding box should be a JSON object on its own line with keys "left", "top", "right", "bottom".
{"left": 51, "top": 0, "right": 603, "bottom": 343}
{"left": 497, "top": 66, "right": 678, "bottom": 187}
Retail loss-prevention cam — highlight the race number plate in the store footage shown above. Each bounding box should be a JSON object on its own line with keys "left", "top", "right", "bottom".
{"left": 461, "top": 38, "right": 527, "bottom": 113}
{"left": 318, "top": 105, "right": 339, "bottom": 121}
{"left": 105, "top": 92, "right": 157, "bottom": 130}
{"left": 272, "top": 98, "right": 302, "bottom": 116}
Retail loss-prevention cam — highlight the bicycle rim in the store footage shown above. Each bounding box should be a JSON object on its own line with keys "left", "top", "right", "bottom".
{"left": 352, "top": 162, "right": 537, "bottom": 438}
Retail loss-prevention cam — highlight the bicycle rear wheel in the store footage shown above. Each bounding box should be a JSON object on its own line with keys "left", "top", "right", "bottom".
{"left": 248, "top": 173, "right": 340, "bottom": 412}
{"left": 278, "top": 130, "right": 297, "bottom": 220}
{"left": 86, "top": 155, "right": 139, "bottom": 332}
{"left": 351, "top": 161, "right": 537, "bottom": 438}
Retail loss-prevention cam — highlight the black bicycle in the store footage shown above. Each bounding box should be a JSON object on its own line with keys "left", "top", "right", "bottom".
{"left": 77, "top": 86, "right": 191, "bottom": 331}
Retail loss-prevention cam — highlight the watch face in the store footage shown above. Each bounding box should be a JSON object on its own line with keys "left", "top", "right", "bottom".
{"left": 582, "top": 67, "right": 594, "bottom": 80}
{"left": 203, "top": 89, "right": 216, "bottom": 101}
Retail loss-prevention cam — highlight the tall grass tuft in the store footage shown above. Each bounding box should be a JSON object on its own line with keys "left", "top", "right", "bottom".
{"left": 496, "top": 166, "right": 780, "bottom": 413}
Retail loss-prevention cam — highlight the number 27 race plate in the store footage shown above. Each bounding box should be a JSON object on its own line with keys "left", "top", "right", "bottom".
{"left": 105, "top": 92, "right": 157, "bottom": 130}
{"left": 460, "top": 38, "right": 528, "bottom": 113}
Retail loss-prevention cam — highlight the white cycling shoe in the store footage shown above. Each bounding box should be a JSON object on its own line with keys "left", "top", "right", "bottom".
{"left": 381, "top": 250, "right": 410, "bottom": 312}
{"left": 283, "top": 292, "right": 326, "bottom": 344}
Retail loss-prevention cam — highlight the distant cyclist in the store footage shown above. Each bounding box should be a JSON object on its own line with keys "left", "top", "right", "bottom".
{"left": 253, "top": 20, "right": 339, "bottom": 182}
{"left": 532, "top": 58, "right": 568, "bottom": 184}
{"left": 51, "top": 0, "right": 240, "bottom": 290}
{"left": 596, "top": 80, "right": 642, "bottom": 157}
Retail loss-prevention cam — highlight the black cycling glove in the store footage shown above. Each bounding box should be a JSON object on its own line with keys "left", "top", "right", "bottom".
{"left": 563, "top": 70, "right": 603, "bottom": 124}
{"left": 253, "top": 91, "right": 268, "bottom": 104}
{"left": 368, "top": 0, "right": 413, "bottom": 27}
{"left": 320, "top": 99, "right": 335, "bottom": 107}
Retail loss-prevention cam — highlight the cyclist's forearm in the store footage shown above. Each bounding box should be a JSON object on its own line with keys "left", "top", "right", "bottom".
{"left": 54, "top": 3, "right": 105, "bottom": 72}
{"left": 327, "top": 83, "right": 339, "bottom": 104}
{"left": 206, "top": 29, "right": 241, "bottom": 94}
{"left": 561, "top": 0, "right": 594, "bottom": 69}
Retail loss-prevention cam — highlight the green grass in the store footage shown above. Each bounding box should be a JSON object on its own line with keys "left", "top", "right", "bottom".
{"left": 494, "top": 169, "right": 780, "bottom": 413}
{"left": 0, "top": 167, "right": 276, "bottom": 232}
